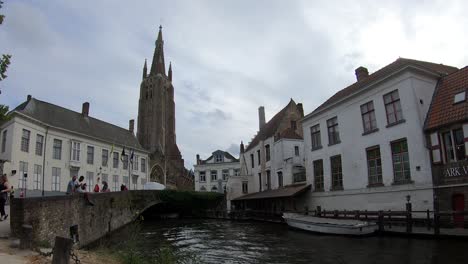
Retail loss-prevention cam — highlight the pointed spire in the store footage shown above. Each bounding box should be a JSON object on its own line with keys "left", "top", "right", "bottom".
{"left": 143, "top": 59, "right": 147, "bottom": 79}
{"left": 168, "top": 62, "right": 172, "bottom": 81}
{"left": 240, "top": 141, "right": 245, "bottom": 153}
{"left": 150, "top": 25, "right": 166, "bottom": 76}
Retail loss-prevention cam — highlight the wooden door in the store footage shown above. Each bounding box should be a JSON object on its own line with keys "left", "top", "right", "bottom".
{"left": 452, "top": 194, "right": 465, "bottom": 228}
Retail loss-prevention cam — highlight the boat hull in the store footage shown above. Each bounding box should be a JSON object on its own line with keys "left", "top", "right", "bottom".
{"left": 283, "top": 213, "right": 377, "bottom": 236}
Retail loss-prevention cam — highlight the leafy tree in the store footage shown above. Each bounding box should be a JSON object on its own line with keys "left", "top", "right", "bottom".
{"left": 0, "top": 0, "right": 12, "bottom": 84}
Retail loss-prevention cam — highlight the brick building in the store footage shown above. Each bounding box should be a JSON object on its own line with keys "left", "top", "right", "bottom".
{"left": 137, "top": 26, "right": 193, "bottom": 190}
{"left": 425, "top": 66, "right": 468, "bottom": 227}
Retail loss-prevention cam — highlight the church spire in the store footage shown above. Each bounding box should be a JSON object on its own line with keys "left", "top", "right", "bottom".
{"left": 168, "top": 62, "right": 172, "bottom": 81}
{"left": 150, "top": 25, "right": 166, "bottom": 76}
{"left": 143, "top": 59, "right": 147, "bottom": 79}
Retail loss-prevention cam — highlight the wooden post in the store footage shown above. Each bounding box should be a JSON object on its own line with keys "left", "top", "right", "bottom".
{"left": 304, "top": 206, "right": 309, "bottom": 215}
{"left": 388, "top": 210, "right": 392, "bottom": 229}
{"left": 378, "top": 211, "right": 384, "bottom": 232}
{"left": 406, "top": 202, "right": 412, "bottom": 233}
{"left": 434, "top": 197, "right": 440, "bottom": 236}
{"left": 52, "top": 236, "right": 73, "bottom": 264}
{"left": 426, "top": 209, "right": 431, "bottom": 230}
{"left": 365, "top": 210, "right": 368, "bottom": 220}
{"left": 19, "top": 224, "right": 33, "bottom": 250}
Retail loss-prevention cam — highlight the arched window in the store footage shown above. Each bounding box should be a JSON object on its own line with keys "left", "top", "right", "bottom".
{"left": 200, "top": 186, "right": 206, "bottom": 191}
{"left": 211, "top": 186, "right": 218, "bottom": 192}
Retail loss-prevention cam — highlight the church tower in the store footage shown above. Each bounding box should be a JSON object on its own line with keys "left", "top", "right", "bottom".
{"left": 137, "top": 26, "right": 187, "bottom": 188}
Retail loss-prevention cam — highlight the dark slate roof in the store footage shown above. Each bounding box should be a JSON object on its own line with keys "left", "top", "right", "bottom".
{"left": 425, "top": 66, "right": 468, "bottom": 131}
{"left": 307, "top": 58, "right": 458, "bottom": 118}
{"left": 13, "top": 98, "right": 146, "bottom": 151}
{"left": 232, "top": 183, "right": 311, "bottom": 201}
{"left": 245, "top": 99, "right": 297, "bottom": 152}
{"left": 199, "top": 150, "right": 239, "bottom": 164}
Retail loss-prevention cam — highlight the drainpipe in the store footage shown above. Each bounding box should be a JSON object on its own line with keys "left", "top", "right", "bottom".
{"left": 41, "top": 126, "right": 49, "bottom": 197}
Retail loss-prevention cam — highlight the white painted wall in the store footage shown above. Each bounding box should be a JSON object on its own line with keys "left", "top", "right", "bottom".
{"left": 302, "top": 71, "right": 438, "bottom": 211}
{"left": 194, "top": 162, "right": 240, "bottom": 192}
{"left": 0, "top": 115, "right": 149, "bottom": 195}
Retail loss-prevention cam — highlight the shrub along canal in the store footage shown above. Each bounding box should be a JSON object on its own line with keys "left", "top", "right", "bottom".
{"left": 99, "top": 218, "right": 468, "bottom": 264}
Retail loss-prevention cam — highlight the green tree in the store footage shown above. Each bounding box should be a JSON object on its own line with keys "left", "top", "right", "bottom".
{"left": 0, "top": 0, "right": 12, "bottom": 84}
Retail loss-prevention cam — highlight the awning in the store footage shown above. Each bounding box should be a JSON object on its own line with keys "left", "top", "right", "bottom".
{"left": 232, "top": 183, "right": 311, "bottom": 201}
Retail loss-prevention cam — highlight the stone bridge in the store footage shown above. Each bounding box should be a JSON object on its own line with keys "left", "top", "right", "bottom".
{"left": 11, "top": 190, "right": 224, "bottom": 247}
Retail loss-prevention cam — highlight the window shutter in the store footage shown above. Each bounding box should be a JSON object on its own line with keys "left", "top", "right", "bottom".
{"left": 430, "top": 133, "right": 441, "bottom": 163}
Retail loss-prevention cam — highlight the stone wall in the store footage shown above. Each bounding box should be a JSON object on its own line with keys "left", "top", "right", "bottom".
{"left": 11, "top": 191, "right": 162, "bottom": 247}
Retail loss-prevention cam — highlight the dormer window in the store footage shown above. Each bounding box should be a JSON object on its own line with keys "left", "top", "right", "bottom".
{"left": 215, "top": 155, "right": 223, "bottom": 163}
{"left": 454, "top": 91, "right": 466, "bottom": 104}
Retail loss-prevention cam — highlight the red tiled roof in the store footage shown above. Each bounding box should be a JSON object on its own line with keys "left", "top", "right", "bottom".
{"left": 425, "top": 66, "right": 468, "bottom": 131}
{"left": 245, "top": 99, "right": 297, "bottom": 152}
{"left": 308, "top": 58, "right": 458, "bottom": 117}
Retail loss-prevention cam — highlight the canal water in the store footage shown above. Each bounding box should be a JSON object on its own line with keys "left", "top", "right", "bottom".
{"left": 105, "top": 219, "right": 468, "bottom": 264}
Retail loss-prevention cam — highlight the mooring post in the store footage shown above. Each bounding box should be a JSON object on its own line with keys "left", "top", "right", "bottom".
{"left": 19, "top": 224, "right": 33, "bottom": 250}
{"left": 378, "top": 210, "right": 384, "bottom": 232}
{"left": 406, "top": 201, "right": 412, "bottom": 233}
{"left": 304, "top": 206, "right": 309, "bottom": 215}
{"left": 316, "top": 206, "right": 321, "bottom": 217}
{"left": 426, "top": 209, "right": 431, "bottom": 230}
{"left": 52, "top": 236, "right": 74, "bottom": 264}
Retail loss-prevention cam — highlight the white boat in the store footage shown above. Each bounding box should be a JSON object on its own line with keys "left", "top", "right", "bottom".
{"left": 283, "top": 213, "right": 378, "bottom": 236}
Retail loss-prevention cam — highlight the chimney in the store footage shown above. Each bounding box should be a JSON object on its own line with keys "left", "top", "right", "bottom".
{"left": 129, "top": 119, "right": 135, "bottom": 133}
{"left": 355, "top": 66, "right": 369, "bottom": 82}
{"left": 196, "top": 154, "right": 200, "bottom": 165}
{"left": 82, "top": 102, "right": 90, "bottom": 117}
{"left": 297, "top": 103, "right": 304, "bottom": 117}
{"left": 258, "top": 106, "right": 266, "bottom": 130}
{"left": 27, "top": 95, "right": 32, "bottom": 101}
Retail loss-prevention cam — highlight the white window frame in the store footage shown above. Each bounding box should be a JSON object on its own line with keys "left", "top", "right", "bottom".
{"left": 33, "top": 164, "right": 42, "bottom": 190}
{"left": 86, "top": 172, "right": 94, "bottom": 192}
{"left": 52, "top": 167, "right": 61, "bottom": 191}
{"left": 19, "top": 161, "right": 28, "bottom": 190}
{"left": 113, "top": 175, "right": 119, "bottom": 191}
{"left": 222, "top": 170, "right": 229, "bottom": 181}
{"left": 71, "top": 141, "right": 81, "bottom": 162}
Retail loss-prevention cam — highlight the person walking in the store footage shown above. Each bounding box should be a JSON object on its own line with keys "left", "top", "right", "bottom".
{"left": 66, "top": 176, "right": 77, "bottom": 195}
{"left": 0, "top": 174, "right": 12, "bottom": 221}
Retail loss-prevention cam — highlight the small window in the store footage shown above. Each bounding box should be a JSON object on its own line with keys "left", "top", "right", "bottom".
{"left": 250, "top": 154, "right": 254, "bottom": 168}
{"left": 199, "top": 171, "right": 206, "bottom": 182}
{"left": 222, "top": 170, "right": 229, "bottom": 180}
{"left": 265, "top": 145, "right": 270, "bottom": 161}
{"left": 454, "top": 91, "right": 466, "bottom": 104}
{"left": 211, "top": 170, "right": 217, "bottom": 181}
{"left": 242, "top": 181, "right": 248, "bottom": 193}
{"left": 257, "top": 150, "right": 261, "bottom": 165}
{"left": 294, "top": 146, "right": 300, "bottom": 156}
{"left": 215, "top": 154, "right": 223, "bottom": 163}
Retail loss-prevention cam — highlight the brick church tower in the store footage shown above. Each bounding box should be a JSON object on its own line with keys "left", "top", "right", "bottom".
{"left": 137, "top": 26, "right": 191, "bottom": 189}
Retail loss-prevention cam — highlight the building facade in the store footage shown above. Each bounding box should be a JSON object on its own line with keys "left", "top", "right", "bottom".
{"left": 137, "top": 26, "right": 192, "bottom": 190}
{"left": 301, "top": 58, "right": 458, "bottom": 211}
{"left": 193, "top": 150, "right": 240, "bottom": 193}
{"left": 0, "top": 96, "right": 149, "bottom": 196}
{"left": 425, "top": 66, "right": 468, "bottom": 227}
{"left": 227, "top": 100, "right": 309, "bottom": 211}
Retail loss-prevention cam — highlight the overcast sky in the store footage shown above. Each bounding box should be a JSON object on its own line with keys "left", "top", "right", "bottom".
{"left": 1, "top": 0, "right": 468, "bottom": 168}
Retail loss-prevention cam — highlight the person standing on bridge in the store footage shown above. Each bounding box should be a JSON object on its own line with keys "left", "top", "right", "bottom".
{"left": 93, "top": 177, "right": 101, "bottom": 193}
{"left": 66, "top": 175, "right": 77, "bottom": 195}
{"left": 0, "top": 174, "right": 12, "bottom": 221}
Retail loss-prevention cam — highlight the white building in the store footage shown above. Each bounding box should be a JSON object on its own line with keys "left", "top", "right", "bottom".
{"left": 193, "top": 150, "right": 240, "bottom": 193}
{"left": 227, "top": 100, "right": 309, "bottom": 211}
{"left": 0, "top": 96, "right": 150, "bottom": 196}
{"left": 301, "top": 58, "right": 458, "bottom": 211}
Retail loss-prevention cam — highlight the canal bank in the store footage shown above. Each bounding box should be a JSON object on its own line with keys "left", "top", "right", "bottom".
{"left": 96, "top": 218, "right": 468, "bottom": 264}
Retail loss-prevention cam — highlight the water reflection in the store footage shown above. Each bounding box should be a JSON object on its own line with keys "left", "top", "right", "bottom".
{"left": 108, "top": 219, "right": 468, "bottom": 264}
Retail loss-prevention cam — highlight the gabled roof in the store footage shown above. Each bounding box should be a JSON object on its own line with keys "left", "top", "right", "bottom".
{"left": 424, "top": 66, "right": 468, "bottom": 131}
{"left": 199, "top": 150, "right": 239, "bottom": 164}
{"left": 306, "top": 58, "right": 458, "bottom": 119}
{"left": 245, "top": 99, "right": 297, "bottom": 152}
{"left": 12, "top": 98, "right": 146, "bottom": 151}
